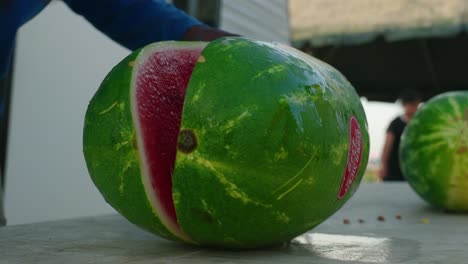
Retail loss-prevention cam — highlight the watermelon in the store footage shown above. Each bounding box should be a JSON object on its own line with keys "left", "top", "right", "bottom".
{"left": 400, "top": 91, "right": 468, "bottom": 212}
{"left": 83, "top": 37, "right": 369, "bottom": 248}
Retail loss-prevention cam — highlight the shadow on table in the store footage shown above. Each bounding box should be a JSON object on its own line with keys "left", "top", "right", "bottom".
{"left": 98, "top": 232, "right": 421, "bottom": 263}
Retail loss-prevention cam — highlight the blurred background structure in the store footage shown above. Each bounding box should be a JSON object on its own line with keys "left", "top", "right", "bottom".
{"left": 175, "top": 0, "right": 468, "bottom": 101}
{"left": 2, "top": 0, "right": 467, "bottom": 225}
{"left": 289, "top": 0, "right": 468, "bottom": 102}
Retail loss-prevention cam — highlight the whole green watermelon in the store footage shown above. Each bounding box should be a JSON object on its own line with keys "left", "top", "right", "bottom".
{"left": 400, "top": 91, "right": 468, "bottom": 212}
{"left": 83, "top": 37, "right": 369, "bottom": 248}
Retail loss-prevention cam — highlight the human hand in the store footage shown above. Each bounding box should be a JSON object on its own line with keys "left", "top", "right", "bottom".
{"left": 378, "top": 166, "right": 387, "bottom": 181}
{"left": 183, "top": 25, "right": 238, "bottom": 42}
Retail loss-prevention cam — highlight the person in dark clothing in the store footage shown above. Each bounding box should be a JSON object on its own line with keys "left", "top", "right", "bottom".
{"left": 0, "top": 0, "right": 235, "bottom": 226}
{"left": 379, "top": 91, "right": 422, "bottom": 181}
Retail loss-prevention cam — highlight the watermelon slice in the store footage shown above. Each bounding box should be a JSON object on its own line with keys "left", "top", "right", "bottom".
{"left": 84, "top": 42, "right": 206, "bottom": 242}
{"left": 83, "top": 38, "right": 370, "bottom": 248}
{"left": 132, "top": 44, "right": 206, "bottom": 241}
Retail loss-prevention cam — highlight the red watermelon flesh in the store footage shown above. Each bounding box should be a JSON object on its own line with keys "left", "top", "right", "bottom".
{"left": 134, "top": 47, "right": 203, "bottom": 239}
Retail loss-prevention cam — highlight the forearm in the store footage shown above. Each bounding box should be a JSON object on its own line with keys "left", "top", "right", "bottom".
{"left": 379, "top": 132, "right": 395, "bottom": 179}
{"left": 182, "top": 25, "right": 237, "bottom": 41}
{"left": 380, "top": 148, "right": 390, "bottom": 169}
{"left": 381, "top": 133, "right": 395, "bottom": 161}
{"left": 64, "top": 0, "right": 203, "bottom": 50}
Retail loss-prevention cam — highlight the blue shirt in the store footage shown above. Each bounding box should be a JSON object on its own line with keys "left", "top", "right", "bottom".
{"left": 0, "top": 0, "right": 202, "bottom": 79}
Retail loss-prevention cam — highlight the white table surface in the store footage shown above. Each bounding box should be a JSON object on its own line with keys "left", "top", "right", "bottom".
{"left": 1, "top": 183, "right": 467, "bottom": 264}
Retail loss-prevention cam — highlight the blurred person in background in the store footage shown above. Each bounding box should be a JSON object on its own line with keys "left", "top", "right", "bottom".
{"left": 0, "top": 0, "right": 235, "bottom": 226}
{"left": 379, "top": 91, "right": 422, "bottom": 182}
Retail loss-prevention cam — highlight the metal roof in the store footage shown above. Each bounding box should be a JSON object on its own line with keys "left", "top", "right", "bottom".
{"left": 289, "top": 0, "right": 468, "bottom": 46}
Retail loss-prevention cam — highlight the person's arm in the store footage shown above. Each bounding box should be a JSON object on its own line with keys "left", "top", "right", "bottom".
{"left": 182, "top": 25, "right": 235, "bottom": 42}
{"left": 379, "top": 131, "right": 395, "bottom": 181}
{"left": 64, "top": 0, "right": 233, "bottom": 50}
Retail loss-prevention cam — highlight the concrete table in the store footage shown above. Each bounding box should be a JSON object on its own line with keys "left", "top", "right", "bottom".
{"left": 1, "top": 183, "right": 468, "bottom": 264}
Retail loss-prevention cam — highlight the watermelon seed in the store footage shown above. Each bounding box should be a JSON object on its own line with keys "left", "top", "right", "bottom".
{"left": 197, "top": 55, "right": 206, "bottom": 63}
{"left": 420, "top": 218, "right": 430, "bottom": 224}
{"left": 178, "top": 129, "right": 198, "bottom": 153}
{"left": 457, "top": 145, "right": 467, "bottom": 154}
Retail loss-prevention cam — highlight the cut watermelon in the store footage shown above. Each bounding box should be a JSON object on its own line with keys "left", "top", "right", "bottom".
{"left": 83, "top": 38, "right": 370, "bottom": 248}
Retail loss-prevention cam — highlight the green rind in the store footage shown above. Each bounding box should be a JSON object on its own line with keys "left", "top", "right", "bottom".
{"left": 173, "top": 38, "right": 370, "bottom": 248}
{"left": 400, "top": 91, "right": 468, "bottom": 211}
{"left": 83, "top": 48, "right": 178, "bottom": 241}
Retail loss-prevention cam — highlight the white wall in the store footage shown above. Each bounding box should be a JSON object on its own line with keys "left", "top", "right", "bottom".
{"left": 5, "top": 2, "right": 129, "bottom": 225}
{"left": 220, "top": 0, "right": 290, "bottom": 44}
